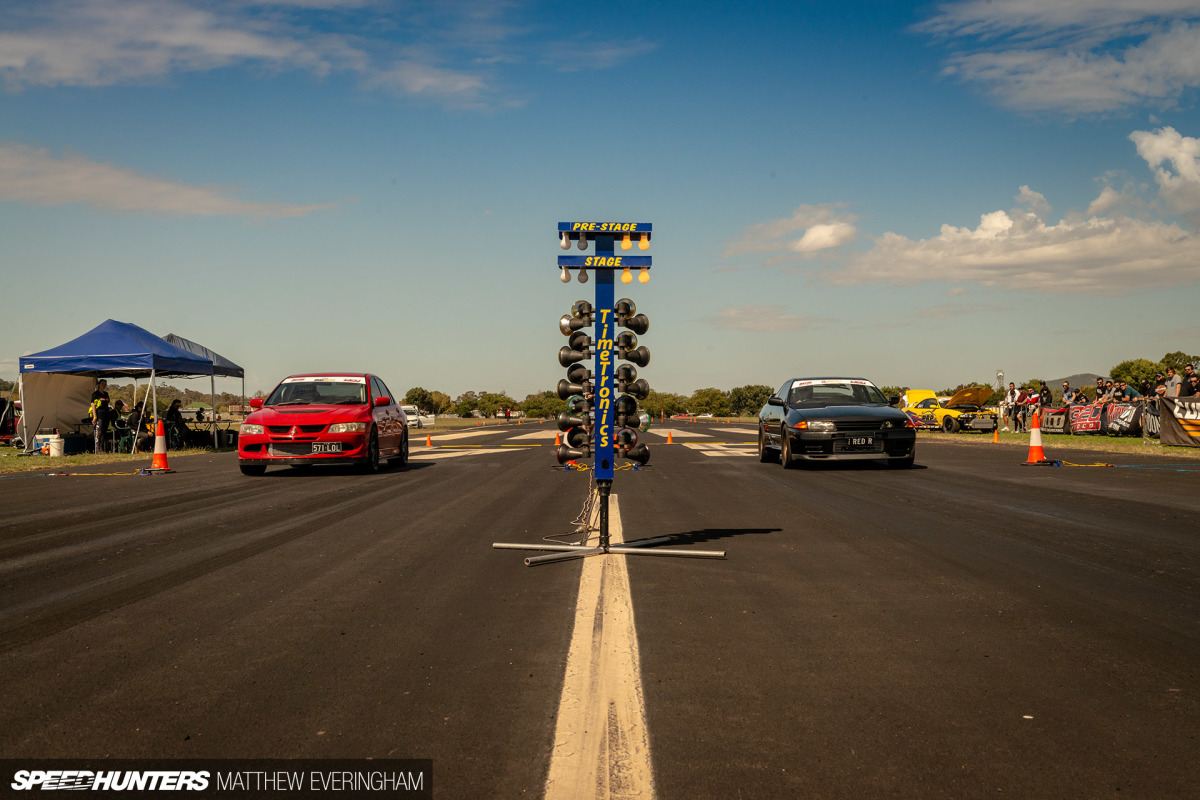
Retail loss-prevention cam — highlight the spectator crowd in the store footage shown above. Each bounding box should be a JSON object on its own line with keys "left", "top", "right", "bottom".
{"left": 999, "top": 364, "right": 1199, "bottom": 433}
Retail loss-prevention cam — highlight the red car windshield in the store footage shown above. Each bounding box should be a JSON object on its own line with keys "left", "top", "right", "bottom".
{"left": 265, "top": 379, "right": 368, "bottom": 407}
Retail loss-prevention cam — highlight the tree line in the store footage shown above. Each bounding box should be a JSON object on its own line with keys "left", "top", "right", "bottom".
{"left": 7, "top": 350, "right": 1195, "bottom": 417}
{"left": 401, "top": 385, "right": 778, "bottom": 419}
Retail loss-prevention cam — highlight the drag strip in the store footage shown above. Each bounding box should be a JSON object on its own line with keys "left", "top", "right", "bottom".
{"left": 1, "top": 423, "right": 1197, "bottom": 798}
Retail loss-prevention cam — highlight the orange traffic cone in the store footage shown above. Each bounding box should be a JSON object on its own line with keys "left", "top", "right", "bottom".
{"left": 149, "top": 420, "right": 172, "bottom": 472}
{"left": 992, "top": 426, "right": 999, "bottom": 443}
{"left": 425, "top": 434, "right": 433, "bottom": 447}
{"left": 667, "top": 431, "right": 674, "bottom": 444}
{"left": 1022, "top": 411, "right": 1056, "bottom": 466}
{"left": 554, "top": 432, "right": 562, "bottom": 446}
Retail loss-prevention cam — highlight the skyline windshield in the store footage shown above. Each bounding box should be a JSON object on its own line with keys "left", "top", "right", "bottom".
{"left": 265, "top": 380, "right": 368, "bottom": 407}
{"left": 787, "top": 381, "right": 888, "bottom": 407}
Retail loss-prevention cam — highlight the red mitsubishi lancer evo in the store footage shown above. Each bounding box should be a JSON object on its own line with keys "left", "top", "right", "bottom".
{"left": 237, "top": 373, "right": 408, "bottom": 475}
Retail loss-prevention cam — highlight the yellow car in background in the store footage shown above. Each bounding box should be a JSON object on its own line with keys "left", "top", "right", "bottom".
{"left": 903, "top": 387, "right": 998, "bottom": 433}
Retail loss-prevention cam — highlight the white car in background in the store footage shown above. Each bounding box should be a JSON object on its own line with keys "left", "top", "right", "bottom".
{"left": 400, "top": 405, "right": 424, "bottom": 428}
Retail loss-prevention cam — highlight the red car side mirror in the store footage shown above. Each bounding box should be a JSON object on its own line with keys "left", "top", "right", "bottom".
{"left": 249, "top": 398, "right": 263, "bottom": 410}
{"left": 374, "top": 396, "right": 390, "bottom": 407}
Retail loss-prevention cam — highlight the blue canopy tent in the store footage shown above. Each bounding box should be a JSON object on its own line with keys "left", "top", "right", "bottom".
{"left": 18, "top": 319, "right": 214, "bottom": 452}
{"left": 164, "top": 333, "right": 246, "bottom": 445}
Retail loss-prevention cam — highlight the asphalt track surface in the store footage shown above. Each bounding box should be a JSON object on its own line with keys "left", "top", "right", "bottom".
{"left": 1, "top": 422, "right": 1198, "bottom": 798}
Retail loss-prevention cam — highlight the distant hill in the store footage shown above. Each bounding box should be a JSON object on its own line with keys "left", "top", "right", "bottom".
{"left": 1049, "top": 372, "right": 1105, "bottom": 387}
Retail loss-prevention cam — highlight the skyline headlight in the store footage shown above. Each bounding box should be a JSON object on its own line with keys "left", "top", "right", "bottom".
{"left": 329, "top": 421, "right": 367, "bottom": 434}
{"left": 806, "top": 420, "right": 836, "bottom": 432}
{"left": 240, "top": 423, "right": 264, "bottom": 435}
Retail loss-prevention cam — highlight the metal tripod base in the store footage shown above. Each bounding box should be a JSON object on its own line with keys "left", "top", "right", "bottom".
{"left": 492, "top": 480, "right": 727, "bottom": 567}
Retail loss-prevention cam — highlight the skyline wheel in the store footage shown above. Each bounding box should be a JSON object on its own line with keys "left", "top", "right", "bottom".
{"left": 780, "top": 426, "right": 796, "bottom": 469}
{"left": 758, "top": 427, "right": 776, "bottom": 463}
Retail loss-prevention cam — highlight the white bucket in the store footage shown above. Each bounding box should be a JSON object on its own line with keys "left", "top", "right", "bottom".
{"left": 48, "top": 435, "right": 65, "bottom": 457}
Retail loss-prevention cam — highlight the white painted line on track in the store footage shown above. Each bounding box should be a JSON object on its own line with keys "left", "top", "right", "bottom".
{"left": 708, "top": 426, "right": 756, "bottom": 435}
{"left": 408, "top": 448, "right": 517, "bottom": 460}
{"left": 417, "top": 427, "right": 512, "bottom": 442}
{"left": 506, "top": 430, "right": 560, "bottom": 441}
{"left": 681, "top": 442, "right": 755, "bottom": 457}
{"left": 643, "top": 428, "right": 710, "bottom": 439}
{"left": 545, "top": 493, "right": 656, "bottom": 800}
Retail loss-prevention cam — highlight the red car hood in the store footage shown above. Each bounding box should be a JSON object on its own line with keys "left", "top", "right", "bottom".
{"left": 245, "top": 405, "right": 369, "bottom": 425}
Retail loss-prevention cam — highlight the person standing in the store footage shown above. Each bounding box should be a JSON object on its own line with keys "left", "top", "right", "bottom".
{"left": 1165, "top": 367, "right": 1182, "bottom": 397}
{"left": 90, "top": 379, "right": 111, "bottom": 453}
{"left": 1013, "top": 385, "right": 1031, "bottom": 433}
{"left": 1003, "top": 382, "right": 1020, "bottom": 432}
{"left": 1181, "top": 364, "right": 1196, "bottom": 393}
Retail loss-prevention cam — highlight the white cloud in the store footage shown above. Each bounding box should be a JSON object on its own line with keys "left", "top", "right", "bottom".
{"left": 1086, "top": 186, "right": 1123, "bottom": 216}
{"left": 1131, "top": 126, "right": 1200, "bottom": 219}
{"left": 731, "top": 126, "right": 1200, "bottom": 294}
{"left": 918, "top": 1, "right": 1200, "bottom": 41}
{"left": 0, "top": 0, "right": 361, "bottom": 88}
{"left": 790, "top": 222, "right": 858, "bottom": 253}
{"left": 722, "top": 204, "right": 858, "bottom": 261}
{"left": 541, "top": 38, "right": 658, "bottom": 71}
{"left": 918, "top": 2, "right": 1200, "bottom": 113}
{"left": 0, "top": 0, "right": 653, "bottom": 105}
{"left": 368, "top": 61, "right": 484, "bottom": 97}
{"left": 0, "top": 143, "right": 335, "bottom": 217}
{"left": 1015, "top": 185, "right": 1050, "bottom": 217}
{"left": 828, "top": 200, "right": 1200, "bottom": 294}
{"left": 706, "top": 305, "right": 831, "bottom": 333}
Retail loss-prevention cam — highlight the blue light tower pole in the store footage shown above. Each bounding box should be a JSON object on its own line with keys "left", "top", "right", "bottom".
{"left": 492, "top": 221, "right": 726, "bottom": 567}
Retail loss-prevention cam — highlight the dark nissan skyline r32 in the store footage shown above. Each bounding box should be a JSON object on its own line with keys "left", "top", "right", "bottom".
{"left": 758, "top": 377, "right": 917, "bottom": 468}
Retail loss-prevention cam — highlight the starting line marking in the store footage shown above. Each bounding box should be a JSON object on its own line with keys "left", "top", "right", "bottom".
{"left": 645, "top": 428, "right": 710, "bottom": 439}
{"left": 408, "top": 448, "right": 517, "bottom": 460}
{"left": 681, "top": 442, "right": 756, "bottom": 457}
{"left": 544, "top": 493, "right": 656, "bottom": 800}
{"left": 506, "top": 430, "right": 560, "bottom": 441}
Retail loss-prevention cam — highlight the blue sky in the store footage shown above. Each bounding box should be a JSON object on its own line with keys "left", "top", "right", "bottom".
{"left": 3, "top": 0, "right": 1200, "bottom": 399}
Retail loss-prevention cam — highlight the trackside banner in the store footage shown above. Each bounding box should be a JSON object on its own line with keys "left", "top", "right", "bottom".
{"left": 1104, "top": 403, "right": 1142, "bottom": 436}
{"left": 1159, "top": 397, "right": 1200, "bottom": 447}
{"left": 1069, "top": 404, "right": 1106, "bottom": 435}
{"left": 3, "top": 760, "right": 431, "bottom": 799}
{"left": 1040, "top": 407, "right": 1069, "bottom": 434}
{"left": 1144, "top": 404, "right": 1161, "bottom": 439}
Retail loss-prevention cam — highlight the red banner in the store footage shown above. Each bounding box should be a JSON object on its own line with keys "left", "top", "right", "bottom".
{"left": 1069, "top": 404, "right": 1105, "bottom": 434}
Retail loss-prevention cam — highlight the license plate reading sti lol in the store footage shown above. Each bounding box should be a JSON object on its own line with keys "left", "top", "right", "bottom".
{"left": 846, "top": 436, "right": 874, "bottom": 449}
{"left": 312, "top": 442, "right": 342, "bottom": 454}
